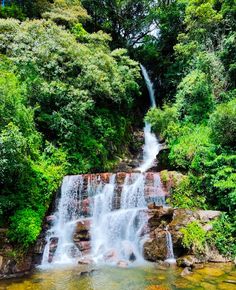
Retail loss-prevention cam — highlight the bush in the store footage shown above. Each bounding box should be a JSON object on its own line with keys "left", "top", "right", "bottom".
{"left": 207, "top": 213, "right": 236, "bottom": 258}
{"left": 180, "top": 221, "right": 206, "bottom": 254}
{"left": 209, "top": 98, "right": 236, "bottom": 147}
{"left": 168, "top": 175, "right": 206, "bottom": 209}
{"left": 8, "top": 209, "right": 42, "bottom": 249}
{"left": 0, "top": 4, "right": 25, "bottom": 20}
{"left": 168, "top": 124, "right": 214, "bottom": 170}
{"left": 0, "top": 123, "right": 28, "bottom": 185}
{"left": 176, "top": 69, "right": 214, "bottom": 122}
{"left": 145, "top": 105, "right": 178, "bottom": 138}
{"left": 201, "top": 152, "right": 236, "bottom": 212}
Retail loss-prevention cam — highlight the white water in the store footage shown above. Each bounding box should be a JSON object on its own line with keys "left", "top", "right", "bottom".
{"left": 41, "top": 176, "right": 83, "bottom": 267}
{"left": 137, "top": 65, "right": 160, "bottom": 173}
{"left": 89, "top": 66, "right": 162, "bottom": 265}
{"left": 90, "top": 173, "right": 148, "bottom": 265}
{"left": 41, "top": 64, "right": 165, "bottom": 267}
{"left": 165, "top": 227, "right": 176, "bottom": 264}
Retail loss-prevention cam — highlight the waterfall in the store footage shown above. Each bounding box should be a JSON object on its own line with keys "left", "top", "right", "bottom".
{"left": 40, "top": 64, "right": 164, "bottom": 267}
{"left": 90, "top": 173, "right": 148, "bottom": 265}
{"left": 137, "top": 65, "right": 160, "bottom": 173}
{"left": 165, "top": 227, "right": 176, "bottom": 264}
{"left": 140, "top": 65, "right": 156, "bottom": 108}
{"left": 41, "top": 176, "right": 83, "bottom": 267}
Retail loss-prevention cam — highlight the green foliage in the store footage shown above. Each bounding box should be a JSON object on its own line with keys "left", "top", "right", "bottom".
{"left": 0, "top": 123, "right": 28, "bottom": 185}
{"left": 168, "top": 125, "right": 214, "bottom": 170}
{"left": 207, "top": 213, "right": 236, "bottom": 258}
{"left": 0, "top": 4, "right": 25, "bottom": 20}
{"left": 176, "top": 70, "right": 214, "bottom": 122}
{"left": 200, "top": 152, "right": 236, "bottom": 212}
{"left": 180, "top": 221, "right": 207, "bottom": 253}
{"left": 145, "top": 105, "right": 178, "bottom": 138}
{"left": 0, "top": 4, "right": 141, "bottom": 249}
{"left": 8, "top": 209, "right": 42, "bottom": 249}
{"left": 168, "top": 176, "right": 206, "bottom": 209}
{"left": 82, "top": 0, "right": 156, "bottom": 47}
{"left": 43, "top": 0, "right": 89, "bottom": 27}
{"left": 209, "top": 98, "right": 236, "bottom": 147}
{"left": 134, "top": 0, "right": 185, "bottom": 101}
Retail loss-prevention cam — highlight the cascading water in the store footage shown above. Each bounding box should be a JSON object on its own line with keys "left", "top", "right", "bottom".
{"left": 140, "top": 65, "right": 156, "bottom": 108}
{"left": 88, "top": 65, "right": 161, "bottom": 265}
{"left": 165, "top": 226, "right": 176, "bottom": 264}
{"left": 41, "top": 64, "right": 164, "bottom": 267}
{"left": 41, "top": 176, "right": 83, "bottom": 267}
{"left": 137, "top": 65, "right": 161, "bottom": 173}
{"left": 89, "top": 173, "right": 148, "bottom": 265}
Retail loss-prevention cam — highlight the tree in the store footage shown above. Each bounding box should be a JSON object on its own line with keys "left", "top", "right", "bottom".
{"left": 82, "top": 0, "right": 158, "bottom": 47}
{"left": 209, "top": 98, "right": 236, "bottom": 147}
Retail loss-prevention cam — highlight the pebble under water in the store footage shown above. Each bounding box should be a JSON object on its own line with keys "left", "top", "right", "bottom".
{"left": 0, "top": 263, "right": 235, "bottom": 290}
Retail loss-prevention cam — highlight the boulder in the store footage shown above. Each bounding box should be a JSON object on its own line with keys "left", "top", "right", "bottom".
{"left": 177, "top": 255, "right": 196, "bottom": 268}
{"left": 147, "top": 207, "right": 174, "bottom": 230}
{"left": 197, "top": 210, "right": 221, "bottom": 222}
{"left": 143, "top": 232, "right": 167, "bottom": 261}
{"left": 75, "top": 219, "right": 91, "bottom": 233}
{"left": 73, "top": 219, "right": 91, "bottom": 242}
{"left": 169, "top": 209, "right": 199, "bottom": 231}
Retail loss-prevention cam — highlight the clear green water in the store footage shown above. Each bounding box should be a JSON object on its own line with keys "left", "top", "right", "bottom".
{"left": 0, "top": 263, "right": 235, "bottom": 290}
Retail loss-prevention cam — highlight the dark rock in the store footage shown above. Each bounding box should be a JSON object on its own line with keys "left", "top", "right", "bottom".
{"left": 129, "top": 252, "right": 136, "bottom": 262}
{"left": 147, "top": 207, "right": 174, "bottom": 230}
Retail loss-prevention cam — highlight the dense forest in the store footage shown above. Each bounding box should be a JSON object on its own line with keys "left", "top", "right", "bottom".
{"left": 0, "top": 0, "right": 235, "bottom": 258}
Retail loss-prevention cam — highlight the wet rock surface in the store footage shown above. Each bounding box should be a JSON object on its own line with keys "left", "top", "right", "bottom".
{"left": 143, "top": 206, "right": 225, "bottom": 265}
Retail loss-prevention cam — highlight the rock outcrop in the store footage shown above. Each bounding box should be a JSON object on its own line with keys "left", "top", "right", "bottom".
{"left": 143, "top": 207, "right": 222, "bottom": 264}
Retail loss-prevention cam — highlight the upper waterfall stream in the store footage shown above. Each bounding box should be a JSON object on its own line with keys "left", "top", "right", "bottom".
{"left": 41, "top": 65, "right": 164, "bottom": 268}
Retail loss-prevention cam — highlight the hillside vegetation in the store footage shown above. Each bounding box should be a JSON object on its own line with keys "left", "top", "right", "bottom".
{"left": 0, "top": 0, "right": 235, "bottom": 257}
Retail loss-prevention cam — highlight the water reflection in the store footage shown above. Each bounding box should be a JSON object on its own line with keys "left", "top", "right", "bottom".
{"left": 0, "top": 263, "right": 235, "bottom": 290}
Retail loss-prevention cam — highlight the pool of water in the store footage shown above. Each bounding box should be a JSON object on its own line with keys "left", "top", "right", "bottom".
{"left": 0, "top": 263, "right": 235, "bottom": 290}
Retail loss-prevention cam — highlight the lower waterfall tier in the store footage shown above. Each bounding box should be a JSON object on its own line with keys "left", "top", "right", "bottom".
{"left": 40, "top": 172, "right": 169, "bottom": 267}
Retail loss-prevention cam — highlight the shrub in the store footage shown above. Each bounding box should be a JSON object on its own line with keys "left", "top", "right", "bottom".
{"left": 145, "top": 104, "right": 178, "bottom": 138}
{"left": 168, "top": 124, "right": 214, "bottom": 170}
{"left": 209, "top": 98, "right": 236, "bottom": 147}
{"left": 207, "top": 213, "right": 236, "bottom": 258}
{"left": 8, "top": 209, "right": 42, "bottom": 249}
{"left": 168, "top": 175, "right": 206, "bottom": 209}
{"left": 180, "top": 221, "right": 206, "bottom": 254}
{"left": 176, "top": 69, "right": 214, "bottom": 122}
